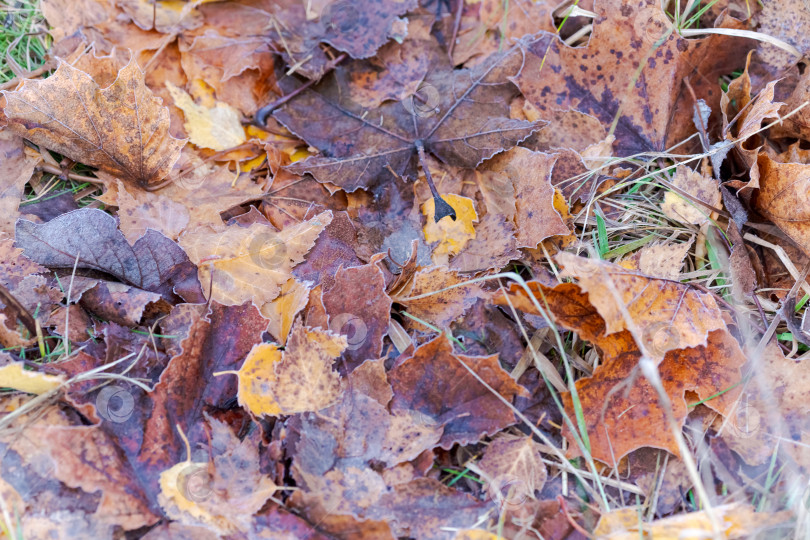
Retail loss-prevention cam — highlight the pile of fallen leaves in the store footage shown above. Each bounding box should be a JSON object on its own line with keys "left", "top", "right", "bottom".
{"left": 1, "top": 0, "right": 810, "bottom": 537}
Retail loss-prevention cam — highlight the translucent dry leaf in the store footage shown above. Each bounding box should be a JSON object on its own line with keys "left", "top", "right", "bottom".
{"left": 166, "top": 81, "right": 245, "bottom": 151}
{"left": 179, "top": 211, "right": 332, "bottom": 309}
{"left": 3, "top": 59, "right": 186, "bottom": 188}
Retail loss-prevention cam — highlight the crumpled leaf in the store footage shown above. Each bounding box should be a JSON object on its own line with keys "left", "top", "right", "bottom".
{"left": 661, "top": 165, "right": 721, "bottom": 225}
{"left": 179, "top": 211, "right": 332, "bottom": 310}
{"left": 275, "top": 42, "right": 542, "bottom": 192}
{"left": 166, "top": 81, "right": 246, "bottom": 151}
{"left": 15, "top": 208, "right": 204, "bottom": 303}
{"left": 389, "top": 333, "right": 527, "bottom": 449}
{"left": 482, "top": 147, "right": 569, "bottom": 248}
{"left": 236, "top": 325, "right": 346, "bottom": 416}
{"left": 754, "top": 153, "right": 810, "bottom": 258}
{"left": 468, "top": 434, "right": 547, "bottom": 508}
{"left": 3, "top": 58, "right": 186, "bottom": 188}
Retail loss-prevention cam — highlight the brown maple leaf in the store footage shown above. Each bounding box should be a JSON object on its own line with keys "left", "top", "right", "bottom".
{"left": 513, "top": 0, "right": 752, "bottom": 156}
{"left": 274, "top": 41, "right": 542, "bottom": 220}
{"left": 3, "top": 58, "right": 186, "bottom": 189}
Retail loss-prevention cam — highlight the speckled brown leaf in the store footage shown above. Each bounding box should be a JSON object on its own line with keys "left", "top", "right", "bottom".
{"left": 514, "top": 0, "right": 752, "bottom": 155}
{"left": 3, "top": 59, "right": 186, "bottom": 188}
{"left": 661, "top": 165, "right": 721, "bottom": 225}
{"left": 449, "top": 213, "right": 520, "bottom": 272}
{"left": 15, "top": 208, "right": 204, "bottom": 303}
{"left": 389, "top": 333, "right": 527, "bottom": 449}
{"left": 276, "top": 42, "right": 542, "bottom": 192}
{"left": 237, "top": 325, "right": 346, "bottom": 416}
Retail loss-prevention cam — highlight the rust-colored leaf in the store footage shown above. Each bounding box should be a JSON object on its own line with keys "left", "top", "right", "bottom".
{"left": 389, "top": 333, "right": 527, "bottom": 449}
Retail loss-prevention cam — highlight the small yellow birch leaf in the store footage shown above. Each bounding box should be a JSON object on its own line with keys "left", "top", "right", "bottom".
{"left": 158, "top": 461, "right": 220, "bottom": 528}
{"left": 236, "top": 325, "right": 347, "bottom": 416}
{"left": 262, "top": 278, "right": 311, "bottom": 345}
{"left": 454, "top": 531, "right": 499, "bottom": 540}
{"left": 237, "top": 343, "right": 284, "bottom": 417}
{"left": 166, "top": 81, "right": 246, "bottom": 151}
{"left": 0, "top": 361, "right": 64, "bottom": 395}
{"left": 422, "top": 194, "right": 477, "bottom": 261}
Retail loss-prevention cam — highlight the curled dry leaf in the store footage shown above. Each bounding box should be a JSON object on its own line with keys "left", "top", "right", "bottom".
{"left": 3, "top": 59, "right": 186, "bottom": 188}
{"left": 15, "top": 208, "right": 204, "bottom": 303}
{"left": 166, "top": 81, "right": 246, "bottom": 151}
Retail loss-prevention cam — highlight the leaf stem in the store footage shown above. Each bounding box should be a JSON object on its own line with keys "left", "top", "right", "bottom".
{"left": 415, "top": 139, "right": 456, "bottom": 222}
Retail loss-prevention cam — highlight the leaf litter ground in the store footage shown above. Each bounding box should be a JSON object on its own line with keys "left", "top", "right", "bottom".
{"left": 0, "top": 0, "right": 808, "bottom": 538}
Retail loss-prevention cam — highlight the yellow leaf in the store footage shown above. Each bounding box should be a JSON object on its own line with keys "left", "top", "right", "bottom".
{"left": 166, "top": 81, "right": 246, "bottom": 151}
{"left": 179, "top": 211, "right": 332, "bottom": 309}
{"left": 422, "top": 194, "right": 478, "bottom": 261}
{"left": 593, "top": 503, "right": 792, "bottom": 539}
{"left": 236, "top": 325, "right": 347, "bottom": 416}
{"left": 0, "top": 361, "right": 64, "bottom": 395}
{"left": 159, "top": 461, "right": 219, "bottom": 528}
{"left": 262, "top": 278, "right": 311, "bottom": 345}
{"left": 454, "top": 530, "right": 500, "bottom": 540}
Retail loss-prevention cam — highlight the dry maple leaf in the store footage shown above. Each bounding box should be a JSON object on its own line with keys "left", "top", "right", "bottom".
{"left": 274, "top": 42, "right": 542, "bottom": 219}
{"left": 495, "top": 279, "right": 744, "bottom": 463}
{"left": 555, "top": 252, "right": 724, "bottom": 357}
{"left": 236, "top": 325, "right": 346, "bottom": 416}
{"left": 389, "top": 333, "right": 528, "bottom": 449}
{"left": 513, "top": 0, "right": 752, "bottom": 156}
{"left": 3, "top": 58, "right": 186, "bottom": 189}
{"left": 15, "top": 208, "right": 204, "bottom": 303}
